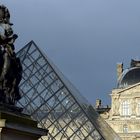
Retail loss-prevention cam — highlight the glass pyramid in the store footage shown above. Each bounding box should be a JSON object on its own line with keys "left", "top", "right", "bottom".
{"left": 16, "top": 41, "right": 120, "bottom": 140}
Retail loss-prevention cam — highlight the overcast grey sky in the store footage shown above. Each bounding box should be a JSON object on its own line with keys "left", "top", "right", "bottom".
{"left": 2, "top": 0, "right": 140, "bottom": 105}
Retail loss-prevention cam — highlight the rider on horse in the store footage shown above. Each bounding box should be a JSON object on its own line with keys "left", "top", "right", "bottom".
{"left": 0, "top": 4, "right": 22, "bottom": 105}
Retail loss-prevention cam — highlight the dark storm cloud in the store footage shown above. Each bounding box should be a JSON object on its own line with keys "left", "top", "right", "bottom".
{"left": 2, "top": 0, "right": 140, "bottom": 105}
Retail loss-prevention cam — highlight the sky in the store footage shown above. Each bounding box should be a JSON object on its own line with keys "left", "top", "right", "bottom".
{"left": 1, "top": 0, "right": 140, "bottom": 105}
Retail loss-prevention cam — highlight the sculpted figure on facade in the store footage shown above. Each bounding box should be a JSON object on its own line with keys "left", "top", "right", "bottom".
{"left": 112, "top": 97, "right": 120, "bottom": 116}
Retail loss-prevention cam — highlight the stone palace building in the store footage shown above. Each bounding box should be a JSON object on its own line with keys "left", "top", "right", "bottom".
{"left": 96, "top": 59, "right": 140, "bottom": 140}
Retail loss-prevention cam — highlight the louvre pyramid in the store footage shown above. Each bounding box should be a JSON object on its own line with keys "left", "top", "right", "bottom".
{"left": 16, "top": 41, "right": 120, "bottom": 140}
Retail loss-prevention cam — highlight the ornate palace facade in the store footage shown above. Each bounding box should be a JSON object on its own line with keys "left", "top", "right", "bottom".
{"left": 97, "top": 60, "right": 140, "bottom": 140}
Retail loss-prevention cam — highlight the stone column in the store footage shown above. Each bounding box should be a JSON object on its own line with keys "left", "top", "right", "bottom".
{"left": 0, "top": 111, "right": 48, "bottom": 140}
{"left": 132, "top": 98, "right": 136, "bottom": 116}
{"left": 117, "top": 63, "right": 123, "bottom": 82}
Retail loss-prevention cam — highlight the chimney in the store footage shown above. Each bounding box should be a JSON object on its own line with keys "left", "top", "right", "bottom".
{"left": 96, "top": 99, "right": 101, "bottom": 108}
{"left": 117, "top": 63, "right": 123, "bottom": 81}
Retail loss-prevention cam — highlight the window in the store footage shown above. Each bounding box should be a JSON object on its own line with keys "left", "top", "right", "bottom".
{"left": 138, "top": 103, "right": 140, "bottom": 115}
{"left": 123, "top": 124, "right": 128, "bottom": 133}
{"left": 122, "top": 101, "right": 130, "bottom": 116}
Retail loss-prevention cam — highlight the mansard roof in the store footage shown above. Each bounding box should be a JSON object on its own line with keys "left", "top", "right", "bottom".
{"left": 118, "top": 59, "right": 140, "bottom": 88}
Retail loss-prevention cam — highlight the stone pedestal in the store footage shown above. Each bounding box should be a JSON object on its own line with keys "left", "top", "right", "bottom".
{"left": 0, "top": 111, "right": 48, "bottom": 140}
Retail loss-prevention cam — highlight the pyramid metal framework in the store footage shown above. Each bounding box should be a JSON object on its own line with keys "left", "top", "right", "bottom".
{"left": 16, "top": 41, "right": 120, "bottom": 140}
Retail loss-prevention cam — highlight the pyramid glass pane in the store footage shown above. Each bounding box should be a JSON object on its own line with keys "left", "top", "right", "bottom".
{"left": 16, "top": 41, "right": 120, "bottom": 140}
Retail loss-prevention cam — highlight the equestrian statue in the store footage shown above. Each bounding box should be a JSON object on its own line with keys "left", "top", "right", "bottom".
{"left": 0, "top": 4, "right": 22, "bottom": 105}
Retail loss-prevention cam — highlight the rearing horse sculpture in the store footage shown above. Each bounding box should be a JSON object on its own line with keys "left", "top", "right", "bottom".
{"left": 0, "top": 50, "right": 22, "bottom": 105}
{"left": 0, "top": 4, "right": 22, "bottom": 105}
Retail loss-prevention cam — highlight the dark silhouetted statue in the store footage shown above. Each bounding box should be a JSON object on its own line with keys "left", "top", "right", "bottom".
{"left": 0, "top": 4, "right": 22, "bottom": 105}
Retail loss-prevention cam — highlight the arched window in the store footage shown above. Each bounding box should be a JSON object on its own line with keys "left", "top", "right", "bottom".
{"left": 122, "top": 101, "right": 130, "bottom": 116}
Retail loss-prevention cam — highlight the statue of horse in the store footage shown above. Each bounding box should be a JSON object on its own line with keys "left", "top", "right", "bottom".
{"left": 0, "top": 4, "right": 22, "bottom": 106}
{"left": 0, "top": 50, "right": 22, "bottom": 105}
